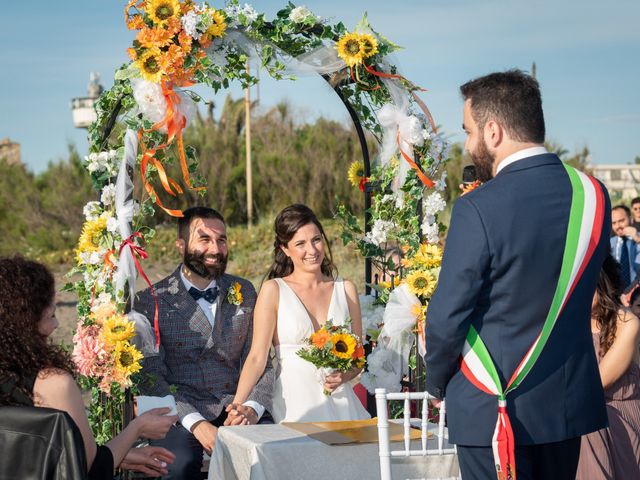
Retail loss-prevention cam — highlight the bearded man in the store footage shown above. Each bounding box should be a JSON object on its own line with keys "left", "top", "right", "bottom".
{"left": 136, "top": 207, "right": 274, "bottom": 479}
{"left": 425, "top": 71, "right": 610, "bottom": 480}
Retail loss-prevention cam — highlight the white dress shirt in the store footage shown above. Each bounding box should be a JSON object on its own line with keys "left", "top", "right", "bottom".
{"left": 496, "top": 146, "right": 548, "bottom": 175}
{"left": 178, "top": 267, "right": 264, "bottom": 432}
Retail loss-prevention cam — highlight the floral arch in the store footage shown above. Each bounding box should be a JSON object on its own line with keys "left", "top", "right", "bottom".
{"left": 69, "top": 0, "right": 451, "bottom": 437}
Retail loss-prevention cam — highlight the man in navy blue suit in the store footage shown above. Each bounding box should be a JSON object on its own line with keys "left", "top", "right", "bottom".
{"left": 610, "top": 204, "right": 640, "bottom": 290}
{"left": 425, "top": 70, "right": 610, "bottom": 479}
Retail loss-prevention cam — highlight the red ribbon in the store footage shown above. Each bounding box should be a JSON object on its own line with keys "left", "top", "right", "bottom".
{"left": 119, "top": 233, "right": 160, "bottom": 348}
{"left": 495, "top": 401, "right": 516, "bottom": 480}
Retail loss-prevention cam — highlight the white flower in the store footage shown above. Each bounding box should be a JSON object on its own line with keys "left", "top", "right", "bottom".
{"left": 80, "top": 251, "right": 104, "bottom": 266}
{"left": 422, "top": 128, "right": 431, "bottom": 141}
{"left": 91, "top": 292, "right": 114, "bottom": 313}
{"left": 423, "top": 191, "right": 446, "bottom": 216}
{"left": 106, "top": 216, "right": 119, "bottom": 234}
{"left": 181, "top": 10, "right": 199, "bottom": 39}
{"left": 289, "top": 5, "right": 314, "bottom": 23}
{"left": 83, "top": 201, "right": 102, "bottom": 221}
{"left": 241, "top": 4, "right": 258, "bottom": 23}
{"left": 131, "top": 78, "right": 168, "bottom": 125}
{"left": 435, "top": 171, "right": 447, "bottom": 192}
{"left": 100, "top": 184, "right": 116, "bottom": 206}
{"left": 364, "top": 220, "right": 394, "bottom": 246}
{"left": 421, "top": 221, "right": 440, "bottom": 244}
{"left": 394, "top": 191, "right": 405, "bottom": 209}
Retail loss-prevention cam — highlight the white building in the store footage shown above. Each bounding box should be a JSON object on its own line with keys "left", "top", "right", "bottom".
{"left": 590, "top": 164, "right": 640, "bottom": 202}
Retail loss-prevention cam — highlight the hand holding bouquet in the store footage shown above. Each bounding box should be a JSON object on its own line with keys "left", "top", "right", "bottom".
{"left": 296, "top": 319, "right": 366, "bottom": 395}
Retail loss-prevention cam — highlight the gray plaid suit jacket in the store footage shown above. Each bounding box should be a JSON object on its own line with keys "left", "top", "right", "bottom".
{"left": 135, "top": 266, "right": 274, "bottom": 420}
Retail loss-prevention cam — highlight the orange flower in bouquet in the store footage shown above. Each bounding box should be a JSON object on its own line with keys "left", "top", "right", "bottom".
{"left": 297, "top": 319, "right": 365, "bottom": 395}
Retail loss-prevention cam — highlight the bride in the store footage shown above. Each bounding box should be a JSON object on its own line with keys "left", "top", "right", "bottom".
{"left": 227, "top": 204, "right": 370, "bottom": 423}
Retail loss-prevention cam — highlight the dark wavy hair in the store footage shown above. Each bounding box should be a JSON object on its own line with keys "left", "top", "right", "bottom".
{"left": 0, "top": 256, "right": 75, "bottom": 406}
{"left": 266, "top": 204, "right": 337, "bottom": 280}
{"left": 592, "top": 254, "right": 624, "bottom": 357}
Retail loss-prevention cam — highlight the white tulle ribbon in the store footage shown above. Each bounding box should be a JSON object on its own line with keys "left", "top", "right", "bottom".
{"left": 130, "top": 78, "right": 197, "bottom": 132}
{"left": 113, "top": 129, "right": 138, "bottom": 308}
{"left": 360, "top": 284, "right": 421, "bottom": 393}
{"left": 128, "top": 310, "right": 160, "bottom": 357}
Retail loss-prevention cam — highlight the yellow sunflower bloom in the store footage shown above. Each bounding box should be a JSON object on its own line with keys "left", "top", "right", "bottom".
{"left": 102, "top": 315, "right": 136, "bottom": 345}
{"left": 145, "top": 0, "right": 180, "bottom": 26}
{"left": 359, "top": 33, "right": 379, "bottom": 59}
{"left": 413, "top": 243, "right": 443, "bottom": 269}
{"left": 347, "top": 160, "right": 365, "bottom": 188}
{"left": 76, "top": 217, "right": 108, "bottom": 264}
{"left": 113, "top": 342, "right": 144, "bottom": 379}
{"left": 337, "top": 32, "right": 366, "bottom": 67}
{"left": 406, "top": 270, "right": 437, "bottom": 298}
{"left": 330, "top": 333, "right": 356, "bottom": 359}
{"left": 135, "top": 47, "right": 165, "bottom": 83}
{"left": 206, "top": 9, "right": 227, "bottom": 38}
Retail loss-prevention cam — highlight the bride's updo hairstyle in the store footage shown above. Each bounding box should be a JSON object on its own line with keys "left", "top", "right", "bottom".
{"left": 267, "top": 204, "right": 337, "bottom": 280}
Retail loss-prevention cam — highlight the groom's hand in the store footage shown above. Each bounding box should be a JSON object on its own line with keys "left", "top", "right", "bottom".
{"left": 224, "top": 404, "right": 258, "bottom": 426}
{"left": 191, "top": 421, "right": 218, "bottom": 455}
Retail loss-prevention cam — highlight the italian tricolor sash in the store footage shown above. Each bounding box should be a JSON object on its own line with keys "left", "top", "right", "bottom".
{"left": 459, "top": 164, "right": 605, "bottom": 480}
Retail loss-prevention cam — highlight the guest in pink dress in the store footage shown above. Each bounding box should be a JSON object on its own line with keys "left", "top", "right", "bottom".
{"left": 576, "top": 254, "right": 640, "bottom": 479}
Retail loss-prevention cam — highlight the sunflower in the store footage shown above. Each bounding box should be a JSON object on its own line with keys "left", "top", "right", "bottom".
{"left": 336, "top": 32, "right": 366, "bottom": 67}
{"left": 330, "top": 333, "right": 356, "bottom": 359}
{"left": 347, "top": 160, "right": 365, "bottom": 188}
{"left": 76, "top": 217, "right": 108, "bottom": 264}
{"left": 206, "top": 9, "right": 227, "bottom": 38}
{"left": 102, "top": 315, "right": 136, "bottom": 345}
{"left": 113, "top": 342, "right": 143, "bottom": 379}
{"left": 311, "top": 328, "right": 330, "bottom": 349}
{"left": 135, "top": 47, "right": 164, "bottom": 83}
{"left": 413, "top": 243, "right": 443, "bottom": 269}
{"left": 359, "top": 33, "right": 379, "bottom": 59}
{"left": 411, "top": 301, "right": 428, "bottom": 322}
{"left": 145, "top": 0, "right": 181, "bottom": 26}
{"left": 406, "top": 270, "right": 437, "bottom": 298}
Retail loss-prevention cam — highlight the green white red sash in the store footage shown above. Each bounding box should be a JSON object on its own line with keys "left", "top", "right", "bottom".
{"left": 459, "top": 164, "right": 605, "bottom": 480}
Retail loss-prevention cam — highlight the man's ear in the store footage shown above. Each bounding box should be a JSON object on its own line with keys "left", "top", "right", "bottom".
{"left": 484, "top": 120, "right": 503, "bottom": 149}
{"left": 176, "top": 238, "right": 185, "bottom": 256}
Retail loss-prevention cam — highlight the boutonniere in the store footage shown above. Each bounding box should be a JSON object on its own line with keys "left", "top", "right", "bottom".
{"left": 227, "top": 282, "right": 243, "bottom": 306}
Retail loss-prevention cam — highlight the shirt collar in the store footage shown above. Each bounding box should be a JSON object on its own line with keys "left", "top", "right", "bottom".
{"left": 179, "top": 265, "right": 217, "bottom": 292}
{"left": 495, "top": 146, "right": 548, "bottom": 175}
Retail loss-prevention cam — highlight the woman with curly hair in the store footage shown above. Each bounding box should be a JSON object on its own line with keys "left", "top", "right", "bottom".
{"left": 576, "top": 253, "right": 640, "bottom": 479}
{"left": 0, "top": 256, "right": 177, "bottom": 478}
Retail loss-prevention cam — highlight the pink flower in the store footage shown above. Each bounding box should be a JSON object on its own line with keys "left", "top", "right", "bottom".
{"left": 72, "top": 324, "right": 109, "bottom": 377}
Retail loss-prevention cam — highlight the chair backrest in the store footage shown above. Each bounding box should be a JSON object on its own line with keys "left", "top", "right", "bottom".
{"left": 0, "top": 405, "right": 88, "bottom": 480}
{"left": 375, "top": 389, "right": 458, "bottom": 480}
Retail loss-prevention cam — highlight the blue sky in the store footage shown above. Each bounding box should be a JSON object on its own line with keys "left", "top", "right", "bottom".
{"left": 1, "top": 0, "right": 639, "bottom": 173}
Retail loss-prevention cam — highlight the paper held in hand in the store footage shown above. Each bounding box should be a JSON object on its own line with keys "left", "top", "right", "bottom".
{"left": 135, "top": 395, "right": 178, "bottom": 416}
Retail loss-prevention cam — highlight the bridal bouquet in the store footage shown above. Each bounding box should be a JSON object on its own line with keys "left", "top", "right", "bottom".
{"left": 297, "top": 320, "right": 365, "bottom": 395}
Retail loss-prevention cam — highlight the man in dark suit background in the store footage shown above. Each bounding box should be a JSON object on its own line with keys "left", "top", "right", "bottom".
{"left": 610, "top": 204, "right": 640, "bottom": 290}
{"left": 136, "top": 207, "right": 274, "bottom": 479}
{"left": 425, "top": 70, "right": 610, "bottom": 479}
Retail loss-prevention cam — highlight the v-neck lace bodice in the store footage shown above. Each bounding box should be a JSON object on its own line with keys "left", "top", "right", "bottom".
{"left": 273, "top": 277, "right": 346, "bottom": 346}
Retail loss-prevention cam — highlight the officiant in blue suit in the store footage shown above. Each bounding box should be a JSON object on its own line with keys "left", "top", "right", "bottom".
{"left": 425, "top": 70, "right": 611, "bottom": 480}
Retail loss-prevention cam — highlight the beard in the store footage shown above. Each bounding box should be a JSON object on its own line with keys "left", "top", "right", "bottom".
{"left": 183, "top": 249, "right": 227, "bottom": 280}
{"left": 469, "top": 137, "right": 495, "bottom": 183}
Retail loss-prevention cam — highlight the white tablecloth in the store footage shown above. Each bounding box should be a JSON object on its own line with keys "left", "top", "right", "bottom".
{"left": 208, "top": 423, "right": 459, "bottom": 480}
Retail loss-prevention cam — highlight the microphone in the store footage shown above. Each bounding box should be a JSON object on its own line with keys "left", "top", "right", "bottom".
{"left": 462, "top": 165, "right": 477, "bottom": 187}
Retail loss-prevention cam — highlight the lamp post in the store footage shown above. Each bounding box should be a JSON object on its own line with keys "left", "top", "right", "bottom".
{"left": 70, "top": 72, "right": 103, "bottom": 129}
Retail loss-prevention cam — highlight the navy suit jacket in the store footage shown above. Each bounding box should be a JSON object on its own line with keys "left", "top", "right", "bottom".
{"left": 609, "top": 235, "right": 640, "bottom": 287}
{"left": 425, "top": 153, "right": 610, "bottom": 446}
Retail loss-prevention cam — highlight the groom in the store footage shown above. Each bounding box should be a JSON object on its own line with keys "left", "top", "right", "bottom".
{"left": 136, "top": 206, "right": 274, "bottom": 479}
{"left": 425, "top": 70, "right": 610, "bottom": 479}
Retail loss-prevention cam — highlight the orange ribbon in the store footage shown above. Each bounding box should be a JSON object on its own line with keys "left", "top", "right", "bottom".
{"left": 138, "top": 82, "right": 205, "bottom": 218}
{"left": 397, "top": 131, "right": 434, "bottom": 188}
{"left": 119, "top": 233, "right": 161, "bottom": 348}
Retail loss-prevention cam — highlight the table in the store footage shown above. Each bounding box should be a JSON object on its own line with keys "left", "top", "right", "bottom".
{"left": 208, "top": 422, "right": 459, "bottom": 480}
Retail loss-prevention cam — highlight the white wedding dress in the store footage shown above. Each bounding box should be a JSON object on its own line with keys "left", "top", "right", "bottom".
{"left": 271, "top": 277, "right": 371, "bottom": 423}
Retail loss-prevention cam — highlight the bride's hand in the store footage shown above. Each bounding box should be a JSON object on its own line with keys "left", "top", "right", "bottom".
{"left": 323, "top": 368, "right": 360, "bottom": 393}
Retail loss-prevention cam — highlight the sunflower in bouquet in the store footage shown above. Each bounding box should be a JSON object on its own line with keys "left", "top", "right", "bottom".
{"left": 297, "top": 319, "right": 366, "bottom": 395}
